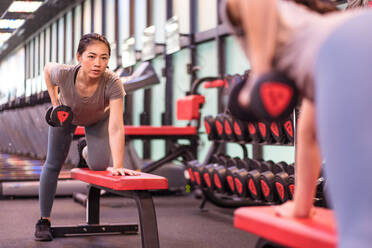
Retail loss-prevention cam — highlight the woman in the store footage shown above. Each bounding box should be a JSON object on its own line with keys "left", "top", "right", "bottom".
{"left": 223, "top": 0, "right": 372, "bottom": 247}
{"left": 35, "top": 33, "right": 137, "bottom": 241}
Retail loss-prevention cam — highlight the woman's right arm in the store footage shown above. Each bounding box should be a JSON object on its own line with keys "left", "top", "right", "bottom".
{"left": 227, "top": 0, "right": 279, "bottom": 106}
{"left": 228, "top": 0, "right": 278, "bottom": 75}
{"left": 44, "top": 62, "right": 60, "bottom": 107}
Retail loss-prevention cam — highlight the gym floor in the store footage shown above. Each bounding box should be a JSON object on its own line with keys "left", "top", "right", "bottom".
{"left": 0, "top": 193, "right": 258, "bottom": 248}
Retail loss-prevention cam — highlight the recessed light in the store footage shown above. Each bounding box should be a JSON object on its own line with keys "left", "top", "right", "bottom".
{"left": 8, "top": 1, "right": 43, "bottom": 13}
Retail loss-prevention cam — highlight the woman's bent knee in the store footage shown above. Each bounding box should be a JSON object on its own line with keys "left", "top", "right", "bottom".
{"left": 87, "top": 161, "right": 109, "bottom": 171}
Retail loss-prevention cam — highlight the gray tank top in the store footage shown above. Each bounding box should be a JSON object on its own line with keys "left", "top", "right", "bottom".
{"left": 50, "top": 64, "right": 126, "bottom": 126}
{"left": 221, "top": 0, "right": 366, "bottom": 101}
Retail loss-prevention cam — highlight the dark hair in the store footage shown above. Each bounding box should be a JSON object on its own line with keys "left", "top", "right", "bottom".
{"left": 292, "top": 0, "right": 340, "bottom": 14}
{"left": 77, "top": 33, "right": 111, "bottom": 56}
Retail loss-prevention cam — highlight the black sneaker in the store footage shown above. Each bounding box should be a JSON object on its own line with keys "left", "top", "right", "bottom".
{"left": 77, "top": 138, "right": 88, "bottom": 168}
{"left": 34, "top": 218, "right": 53, "bottom": 241}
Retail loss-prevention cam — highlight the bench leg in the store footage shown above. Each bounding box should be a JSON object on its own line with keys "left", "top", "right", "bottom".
{"left": 87, "top": 186, "right": 100, "bottom": 224}
{"left": 133, "top": 191, "right": 160, "bottom": 248}
{"left": 256, "top": 237, "right": 285, "bottom": 248}
{"left": 51, "top": 186, "right": 139, "bottom": 237}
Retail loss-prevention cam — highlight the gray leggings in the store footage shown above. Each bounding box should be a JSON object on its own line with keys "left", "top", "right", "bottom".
{"left": 315, "top": 10, "right": 372, "bottom": 248}
{"left": 39, "top": 116, "right": 111, "bottom": 217}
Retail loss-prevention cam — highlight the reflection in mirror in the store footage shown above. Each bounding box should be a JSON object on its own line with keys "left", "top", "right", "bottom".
{"left": 165, "top": 16, "right": 181, "bottom": 55}
{"left": 142, "top": 25, "right": 156, "bottom": 61}
{"left": 121, "top": 37, "right": 136, "bottom": 68}
{"left": 120, "top": 62, "right": 160, "bottom": 94}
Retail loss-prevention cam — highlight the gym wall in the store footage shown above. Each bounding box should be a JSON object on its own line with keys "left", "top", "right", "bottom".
{"left": 0, "top": 0, "right": 295, "bottom": 164}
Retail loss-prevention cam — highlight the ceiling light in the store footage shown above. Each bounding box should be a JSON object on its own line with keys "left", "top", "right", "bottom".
{"left": 8, "top": 1, "right": 43, "bottom": 13}
{"left": 0, "top": 19, "right": 25, "bottom": 30}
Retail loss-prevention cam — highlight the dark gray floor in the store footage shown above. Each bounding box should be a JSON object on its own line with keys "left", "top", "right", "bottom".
{"left": 0, "top": 193, "right": 258, "bottom": 248}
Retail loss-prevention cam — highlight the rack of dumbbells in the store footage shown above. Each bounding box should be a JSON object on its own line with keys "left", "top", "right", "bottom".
{"left": 186, "top": 73, "right": 328, "bottom": 209}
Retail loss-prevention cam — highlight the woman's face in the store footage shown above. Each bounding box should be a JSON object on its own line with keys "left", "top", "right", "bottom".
{"left": 77, "top": 41, "right": 110, "bottom": 80}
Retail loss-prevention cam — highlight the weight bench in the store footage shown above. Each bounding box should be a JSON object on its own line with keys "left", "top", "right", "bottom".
{"left": 234, "top": 206, "right": 337, "bottom": 248}
{"left": 51, "top": 168, "right": 168, "bottom": 248}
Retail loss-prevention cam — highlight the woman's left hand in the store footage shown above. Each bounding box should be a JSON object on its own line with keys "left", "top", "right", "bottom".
{"left": 108, "top": 167, "right": 140, "bottom": 176}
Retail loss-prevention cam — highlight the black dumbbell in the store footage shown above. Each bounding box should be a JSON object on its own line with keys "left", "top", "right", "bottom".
{"left": 232, "top": 118, "right": 252, "bottom": 142}
{"left": 233, "top": 158, "right": 259, "bottom": 197}
{"left": 213, "top": 154, "right": 230, "bottom": 165}
{"left": 215, "top": 114, "right": 228, "bottom": 140}
{"left": 246, "top": 160, "right": 272, "bottom": 201}
{"left": 191, "top": 154, "right": 228, "bottom": 188}
{"left": 212, "top": 156, "right": 238, "bottom": 193}
{"left": 192, "top": 163, "right": 208, "bottom": 187}
{"left": 224, "top": 115, "right": 238, "bottom": 141}
{"left": 257, "top": 121, "right": 273, "bottom": 143}
{"left": 204, "top": 115, "right": 219, "bottom": 140}
{"left": 225, "top": 160, "right": 242, "bottom": 194}
{"left": 202, "top": 163, "right": 220, "bottom": 190}
{"left": 286, "top": 163, "right": 295, "bottom": 175}
{"left": 270, "top": 121, "right": 286, "bottom": 143}
{"left": 288, "top": 175, "right": 295, "bottom": 199}
{"left": 248, "top": 122, "right": 263, "bottom": 143}
{"left": 45, "top": 105, "right": 73, "bottom": 127}
{"left": 274, "top": 163, "right": 295, "bottom": 203}
{"left": 260, "top": 161, "right": 288, "bottom": 203}
{"left": 228, "top": 71, "right": 298, "bottom": 122}
{"left": 186, "top": 160, "right": 199, "bottom": 185}
{"left": 283, "top": 118, "right": 294, "bottom": 143}
{"left": 212, "top": 165, "right": 229, "bottom": 193}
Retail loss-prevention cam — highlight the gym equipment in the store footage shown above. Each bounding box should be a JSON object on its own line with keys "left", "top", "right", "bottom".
{"left": 193, "top": 154, "right": 227, "bottom": 190}
{"left": 209, "top": 156, "right": 234, "bottom": 193}
{"left": 186, "top": 160, "right": 199, "bottom": 185}
{"left": 257, "top": 121, "right": 272, "bottom": 143}
{"left": 121, "top": 61, "right": 160, "bottom": 93}
{"left": 234, "top": 206, "right": 336, "bottom": 248}
{"left": 215, "top": 113, "right": 228, "bottom": 140}
{"left": 260, "top": 161, "right": 288, "bottom": 202}
{"left": 233, "top": 158, "right": 260, "bottom": 197}
{"left": 248, "top": 122, "right": 263, "bottom": 143}
{"left": 53, "top": 168, "right": 168, "bottom": 248}
{"left": 1, "top": 180, "right": 88, "bottom": 197}
{"left": 45, "top": 105, "right": 73, "bottom": 127}
{"left": 233, "top": 118, "right": 251, "bottom": 142}
{"left": 204, "top": 115, "right": 219, "bottom": 140}
{"left": 212, "top": 165, "right": 230, "bottom": 193}
{"left": 250, "top": 72, "right": 298, "bottom": 121}
{"left": 228, "top": 71, "right": 298, "bottom": 122}
{"left": 223, "top": 115, "right": 238, "bottom": 141}
{"left": 227, "top": 74, "right": 259, "bottom": 121}
{"left": 202, "top": 163, "right": 220, "bottom": 190}
{"left": 274, "top": 163, "right": 295, "bottom": 203}
{"left": 270, "top": 121, "right": 286, "bottom": 143}
{"left": 177, "top": 94, "right": 205, "bottom": 121}
{"left": 246, "top": 160, "right": 273, "bottom": 201}
{"left": 283, "top": 117, "right": 295, "bottom": 143}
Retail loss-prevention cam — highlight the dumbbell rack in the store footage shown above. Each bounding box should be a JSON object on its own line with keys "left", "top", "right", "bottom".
{"left": 182, "top": 74, "right": 304, "bottom": 209}
{"left": 192, "top": 111, "right": 296, "bottom": 209}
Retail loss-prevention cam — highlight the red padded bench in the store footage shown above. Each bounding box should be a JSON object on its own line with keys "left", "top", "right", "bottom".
{"left": 51, "top": 168, "right": 168, "bottom": 248}
{"left": 234, "top": 206, "right": 337, "bottom": 248}
{"left": 75, "top": 125, "right": 197, "bottom": 137}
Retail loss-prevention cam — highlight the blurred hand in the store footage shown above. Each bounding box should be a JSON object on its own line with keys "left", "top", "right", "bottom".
{"left": 275, "top": 200, "right": 315, "bottom": 218}
{"left": 108, "top": 167, "right": 140, "bottom": 176}
{"left": 238, "top": 73, "right": 258, "bottom": 107}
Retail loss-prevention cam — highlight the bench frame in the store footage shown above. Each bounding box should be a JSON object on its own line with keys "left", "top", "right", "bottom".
{"left": 51, "top": 184, "right": 161, "bottom": 248}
